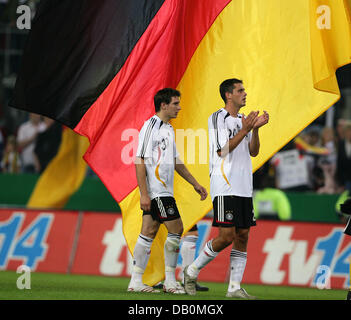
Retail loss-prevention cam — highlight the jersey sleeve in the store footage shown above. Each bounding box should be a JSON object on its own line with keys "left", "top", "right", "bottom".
{"left": 209, "top": 112, "right": 228, "bottom": 152}
{"left": 173, "top": 137, "right": 179, "bottom": 158}
{"left": 136, "top": 121, "right": 154, "bottom": 159}
{"left": 168, "top": 125, "right": 179, "bottom": 159}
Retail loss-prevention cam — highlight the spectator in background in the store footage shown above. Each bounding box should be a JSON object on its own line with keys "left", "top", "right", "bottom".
{"left": 336, "top": 124, "right": 351, "bottom": 194}
{"left": 271, "top": 134, "right": 314, "bottom": 192}
{"left": 317, "top": 127, "right": 338, "bottom": 194}
{"left": 33, "top": 116, "right": 62, "bottom": 173}
{"left": 303, "top": 129, "right": 324, "bottom": 190}
{"left": 253, "top": 188, "right": 292, "bottom": 221}
{"left": 1, "top": 135, "right": 21, "bottom": 173}
{"left": 336, "top": 118, "right": 347, "bottom": 142}
{"left": 296, "top": 128, "right": 332, "bottom": 191}
{"left": 253, "top": 160, "right": 291, "bottom": 221}
{"left": 16, "top": 112, "right": 45, "bottom": 173}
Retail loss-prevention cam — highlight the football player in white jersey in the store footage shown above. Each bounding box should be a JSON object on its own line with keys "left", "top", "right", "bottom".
{"left": 184, "top": 78, "right": 269, "bottom": 299}
{"left": 128, "top": 88, "right": 208, "bottom": 294}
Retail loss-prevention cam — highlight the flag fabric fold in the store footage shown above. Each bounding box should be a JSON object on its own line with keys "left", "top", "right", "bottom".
{"left": 10, "top": 0, "right": 166, "bottom": 128}
{"left": 27, "top": 128, "right": 89, "bottom": 209}
{"left": 10, "top": 0, "right": 351, "bottom": 286}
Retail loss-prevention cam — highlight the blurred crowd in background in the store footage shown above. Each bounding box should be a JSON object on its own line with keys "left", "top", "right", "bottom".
{"left": 0, "top": 0, "right": 351, "bottom": 197}
{"left": 253, "top": 117, "right": 351, "bottom": 195}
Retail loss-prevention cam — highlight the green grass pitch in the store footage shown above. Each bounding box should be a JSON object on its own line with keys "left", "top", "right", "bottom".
{"left": 0, "top": 271, "right": 347, "bottom": 300}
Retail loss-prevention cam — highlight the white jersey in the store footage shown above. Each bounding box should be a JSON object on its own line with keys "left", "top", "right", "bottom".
{"left": 208, "top": 108, "right": 253, "bottom": 200}
{"left": 136, "top": 115, "right": 179, "bottom": 200}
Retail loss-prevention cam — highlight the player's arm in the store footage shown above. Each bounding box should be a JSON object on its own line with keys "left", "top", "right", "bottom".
{"left": 249, "top": 111, "right": 269, "bottom": 157}
{"left": 135, "top": 157, "right": 151, "bottom": 211}
{"left": 175, "top": 158, "right": 207, "bottom": 200}
{"left": 218, "top": 111, "right": 258, "bottom": 157}
{"left": 249, "top": 128, "right": 260, "bottom": 157}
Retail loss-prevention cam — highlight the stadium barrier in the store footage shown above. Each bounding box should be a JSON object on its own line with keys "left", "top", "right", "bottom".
{"left": 0, "top": 208, "right": 350, "bottom": 289}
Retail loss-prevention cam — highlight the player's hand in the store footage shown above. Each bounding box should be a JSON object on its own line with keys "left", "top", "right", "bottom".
{"left": 242, "top": 111, "right": 259, "bottom": 133}
{"left": 140, "top": 194, "right": 151, "bottom": 211}
{"left": 253, "top": 111, "right": 269, "bottom": 129}
{"left": 194, "top": 184, "right": 208, "bottom": 200}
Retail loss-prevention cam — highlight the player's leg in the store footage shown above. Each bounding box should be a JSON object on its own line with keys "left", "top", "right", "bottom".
{"left": 180, "top": 225, "right": 209, "bottom": 291}
{"left": 230, "top": 227, "right": 249, "bottom": 292}
{"left": 226, "top": 196, "right": 256, "bottom": 299}
{"left": 180, "top": 226, "right": 198, "bottom": 283}
{"left": 226, "top": 227, "right": 255, "bottom": 298}
{"left": 128, "top": 214, "right": 160, "bottom": 292}
{"left": 159, "top": 197, "right": 185, "bottom": 294}
{"left": 184, "top": 196, "right": 236, "bottom": 295}
{"left": 186, "top": 226, "right": 234, "bottom": 277}
{"left": 153, "top": 217, "right": 184, "bottom": 291}
{"left": 163, "top": 217, "right": 185, "bottom": 294}
{"left": 184, "top": 226, "right": 234, "bottom": 295}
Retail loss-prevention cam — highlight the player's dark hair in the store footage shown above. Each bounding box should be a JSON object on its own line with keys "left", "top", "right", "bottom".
{"left": 219, "top": 78, "right": 243, "bottom": 103}
{"left": 154, "top": 88, "right": 181, "bottom": 112}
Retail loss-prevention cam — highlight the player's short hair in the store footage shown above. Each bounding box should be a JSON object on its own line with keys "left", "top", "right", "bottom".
{"left": 219, "top": 78, "right": 243, "bottom": 103}
{"left": 154, "top": 88, "right": 181, "bottom": 112}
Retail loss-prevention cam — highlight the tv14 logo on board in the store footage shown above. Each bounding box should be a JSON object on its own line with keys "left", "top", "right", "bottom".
{"left": 261, "top": 226, "right": 351, "bottom": 289}
{"left": 0, "top": 213, "right": 53, "bottom": 270}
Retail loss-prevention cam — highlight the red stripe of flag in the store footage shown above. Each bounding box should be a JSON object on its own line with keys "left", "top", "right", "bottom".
{"left": 74, "top": 0, "right": 231, "bottom": 202}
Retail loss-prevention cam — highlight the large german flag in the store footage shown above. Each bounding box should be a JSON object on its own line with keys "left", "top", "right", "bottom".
{"left": 10, "top": 0, "right": 351, "bottom": 285}
{"left": 27, "top": 127, "right": 89, "bottom": 209}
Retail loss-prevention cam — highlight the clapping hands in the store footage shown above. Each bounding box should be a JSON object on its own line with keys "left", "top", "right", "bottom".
{"left": 242, "top": 110, "right": 269, "bottom": 132}
{"left": 253, "top": 110, "right": 269, "bottom": 129}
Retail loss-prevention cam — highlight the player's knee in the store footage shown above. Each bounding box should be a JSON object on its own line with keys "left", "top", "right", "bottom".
{"left": 165, "top": 237, "right": 180, "bottom": 252}
{"left": 174, "top": 223, "right": 183, "bottom": 235}
{"left": 219, "top": 233, "right": 235, "bottom": 247}
{"left": 224, "top": 235, "right": 235, "bottom": 247}
{"left": 141, "top": 226, "right": 158, "bottom": 239}
{"left": 143, "top": 230, "right": 157, "bottom": 239}
{"left": 166, "top": 219, "right": 183, "bottom": 235}
{"left": 235, "top": 230, "right": 249, "bottom": 246}
{"left": 170, "top": 224, "right": 183, "bottom": 236}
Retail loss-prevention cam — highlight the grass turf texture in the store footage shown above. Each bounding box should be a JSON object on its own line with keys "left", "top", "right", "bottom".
{"left": 0, "top": 271, "right": 347, "bottom": 300}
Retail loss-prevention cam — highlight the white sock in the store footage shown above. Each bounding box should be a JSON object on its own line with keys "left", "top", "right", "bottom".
{"left": 130, "top": 234, "right": 153, "bottom": 285}
{"left": 164, "top": 233, "right": 181, "bottom": 283}
{"left": 228, "top": 249, "right": 247, "bottom": 292}
{"left": 187, "top": 240, "right": 218, "bottom": 278}
{"left": 180, "top": 235, "right": 198, "bottom": 283}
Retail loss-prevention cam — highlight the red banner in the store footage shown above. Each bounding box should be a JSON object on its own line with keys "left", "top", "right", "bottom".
{"left": 194, "top": 220, "right": 351, "bottom": 289}
{"left": 71, "top": 212, "right": 131, "bottom": 276}
{"left": 244, "top": 220, "right": 351, "bottom": 289}
{"left": 0, "top": 209, "right": 78, "bottom": 273}
{"left": 1, "top": 209, "right": 350, "bottom": 289}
